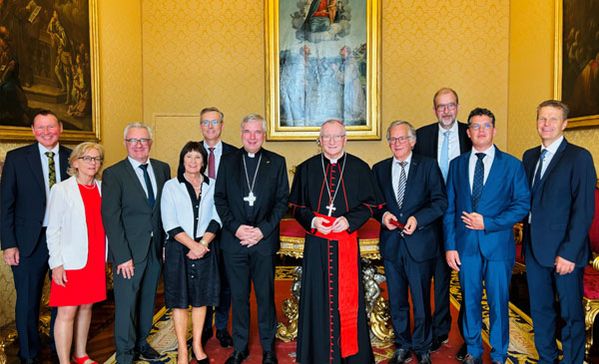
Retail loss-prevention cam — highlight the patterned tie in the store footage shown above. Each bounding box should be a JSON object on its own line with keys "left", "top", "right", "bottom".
{"left": 440, "top": 130, "right": 450, "bottom": 181}
{"left": 208, "top": 147, "right": 216, "bottom": 179}
{"left": 139, "top": 164, "right": 156, "bottom": 208}
{"left": 396, "top": 161, "right": 407, "bottom": 209}
{"left": 471, "top": 153, "right": 485, "bottom": 211}
{"left": 45, "top": 151, "right": 56, "bottom": 188}
{"left": 532, "top": 149, "right": 548, "bottom": 191}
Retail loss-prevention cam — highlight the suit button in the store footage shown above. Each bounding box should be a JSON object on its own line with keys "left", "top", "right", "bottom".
{"left": 191, "top": 264, "right": 195, "bottom": 268}
{"left": 399, "top": 213, "right": 403, "bottom": 217}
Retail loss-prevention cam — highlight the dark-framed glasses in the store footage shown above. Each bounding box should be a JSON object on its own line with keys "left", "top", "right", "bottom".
{"left": 388, "top": 136, "right": 413, "bottom": 144}
{"left": 435, "top": 103, "right": 457, "bottom": 112}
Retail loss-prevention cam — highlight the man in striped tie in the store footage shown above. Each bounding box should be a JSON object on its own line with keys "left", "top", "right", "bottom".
{"left": 373, "top": 120, "right": 447, "bottom": 364}
{"left": 443, "top": 108, "right": 530, "bottom": 364}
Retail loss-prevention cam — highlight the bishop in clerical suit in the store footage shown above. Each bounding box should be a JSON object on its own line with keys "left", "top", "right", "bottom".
{"left": 214, "top": 114, "right": 289, "bottom": 364}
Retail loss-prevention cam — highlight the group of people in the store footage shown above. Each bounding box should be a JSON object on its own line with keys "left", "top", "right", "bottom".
{"left": 0, "top": 87, "right": 596, "bottom": 364}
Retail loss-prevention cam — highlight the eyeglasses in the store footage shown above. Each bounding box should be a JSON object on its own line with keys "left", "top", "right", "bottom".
{"left": 435, "top": 103, "right": 457, "bottom": 112}
{"left": 201, "top": 119, "right": 221, "bottom": 126}
{"left": 78, "top": 156, "right": 103, "bottom": 163}
{"left": 468, "top": 123, "right": 493, "bottom": 131}
{"left": 125, "top": 138, "right": 151, "bottom": 145}
{"left": 320, "top": 134, "right": 346, "bottom": 142}
{"left": 388, "top": 136, "right": 413, "bottom": 144}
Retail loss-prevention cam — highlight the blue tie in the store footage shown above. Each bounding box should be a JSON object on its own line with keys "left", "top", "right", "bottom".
{"left": 532, "top": 149, "right": 548, "bottom": 192}
{"left": 471, "top": 153, "right": 485, "bottom": 211}
{"left": 440, "top": 130, "right": 450, "bottom": 181}
{"left": 139, "top": 164, "right": 155, "bottom": 208}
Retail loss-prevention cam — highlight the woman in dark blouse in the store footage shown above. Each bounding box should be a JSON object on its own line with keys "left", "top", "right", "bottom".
{"left": 161, "top": 142, "right": 221, "bottom": 364}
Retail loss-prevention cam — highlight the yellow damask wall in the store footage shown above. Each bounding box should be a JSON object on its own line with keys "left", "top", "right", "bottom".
{"left": 507, "top": 1, "right": 599, "bottom": 170}
{"left": 140, "top": 0, "right": 509, "bottom": 170}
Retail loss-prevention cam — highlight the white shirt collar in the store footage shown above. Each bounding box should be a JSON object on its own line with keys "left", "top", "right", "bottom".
{"left": 393, "top": 152, "right": 412, "bottom": 165}
{"left": 203, "top": 140, "right": 222, "bottom": 152}
{"left": 128, "top": 156, "right": 150, "bottom": 168}
{"left": 471, "top": 144, "right": 495, "bottom": 159}
{"left": 38, "top": 143, "right": 60, "bottom": 155}
{"left": 542, "top": 135, "right": 563, "bottom": 155}
{"left": 438, "top": 120, "right": 459, "bottom": 135}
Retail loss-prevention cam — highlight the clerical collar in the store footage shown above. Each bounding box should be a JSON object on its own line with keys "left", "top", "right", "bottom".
{"left": 324, "top": 152, "right": 345, "bottom": 164}
{"left": 244, "top": 149, "right": 261, "bottom": 158}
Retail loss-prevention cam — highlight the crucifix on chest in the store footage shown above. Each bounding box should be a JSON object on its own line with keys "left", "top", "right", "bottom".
{"left": 244, "top": 191, "right": 256, "bottom": 206}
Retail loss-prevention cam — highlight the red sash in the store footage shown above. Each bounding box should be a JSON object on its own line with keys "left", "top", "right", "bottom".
{"left": 311, "top": 213, "right": 358, "bottom": 358}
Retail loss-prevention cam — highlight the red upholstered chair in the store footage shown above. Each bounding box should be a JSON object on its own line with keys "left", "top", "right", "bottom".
{"left": 583, "top": 184, "right": 599, "bottom": 357}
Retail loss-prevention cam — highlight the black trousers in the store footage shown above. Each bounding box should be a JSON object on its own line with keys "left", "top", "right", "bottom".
{"left": 223, "top": 248, "right": 276, "bottom": 353}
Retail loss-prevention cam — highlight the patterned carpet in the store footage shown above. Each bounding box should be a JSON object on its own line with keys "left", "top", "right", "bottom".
{"left": 104, "top": 267, "right": 547, "bottom": 364}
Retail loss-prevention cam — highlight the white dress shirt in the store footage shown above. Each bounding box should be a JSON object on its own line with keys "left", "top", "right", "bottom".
{"left": 128, "top": 157, "right": 158, "bottom": 198}
{"left": 392, "top": 153, "right": 412, "bottom": 201}
{"left": 203, "top": 140, "right": 224, "bottom": 178}
{"left": 39, "top": 143, "right": 62, "bottom": 226}
{"left": 533, "top": 135, "right": 563, "bottom": 183}
{"left": 437, "top": 121, "right": 461, "bottom": 163}
{"left": 468, "top": 145, "right": 496, "bottom": 192}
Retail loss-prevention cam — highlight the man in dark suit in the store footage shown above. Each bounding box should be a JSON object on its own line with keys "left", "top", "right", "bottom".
{"left": 444, "top": 108, "right": 530, "bottom": 364}
{"left": 373, "top": 121, "right": 447, "bottom": 364}
{"left": 215, "top": 114, "right": 289, "bottom": 364}
{"left": 101, "top": 122, "right": 171, "bottom": 364}
{"left": 413, "top": 87, "right": 471, "bottom": 357}
{"left": 522, "top": 100, "right": 596, "bottom": 364}
{"left": 198, "top": 106, "right": 236, "bottom": 348}
{"left": 1, "top": 110, "right": 71, "bottom": 363}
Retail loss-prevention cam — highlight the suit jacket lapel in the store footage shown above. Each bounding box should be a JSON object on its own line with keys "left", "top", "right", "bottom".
{"left": 27, "top": 144, "right": 45, "bottom": 192}
{"left": 123, "top": 158, "right": 152, "bottom": 206}
{"left": 431, "top": 128, "right": 439, "bottom": 157}
{"left": 58, "top": 146, "right": 70, "bottom": 182}
{"left": 382, "top": 159, "right": 400, "bottom": 211}
{"left": 462, "top": 151, "right": 473, "bottom": 211}
{"left": 253, "top": 151, "right": 270, "bottom": 208}
{"left": 150, "top": 159, "right": 167, "bottom": 211}
{"left": 480, "top": 148, "right": 502, "bottom": 202}
{"left": 525, "top": 148, "right": 540, "bottom": 186}
{"left": 401, "top": 155, "right": 420, "bottom": 210}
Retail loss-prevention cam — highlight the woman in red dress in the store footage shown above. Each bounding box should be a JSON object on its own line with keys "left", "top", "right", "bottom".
{"left": 46, "top": 142, "right": 106, "bottom": 364}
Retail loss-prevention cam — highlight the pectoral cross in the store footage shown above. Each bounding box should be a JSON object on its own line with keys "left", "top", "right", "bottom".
{"left": 244, "top": 191, "right": 256, "bottom": 206}
{"left": 326, "top": 202, "right": 336, "bottom": 216}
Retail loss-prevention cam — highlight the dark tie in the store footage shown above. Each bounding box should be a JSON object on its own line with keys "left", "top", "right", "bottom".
{"left": 208, "top": 147, "right": 216, "bottom": 179}
{"left": 139, "top": 164, "right": 155, "bottom": 208}
{"left": 45, "top": 151, "right": 56, "bottom": 188}
{"left": 471, "top": 153, "right": 485, "bottom": 211}
{"left": 532, "top": 149, "right": 548, "bottom": 191}
{"left": 397, "top": 161, "right": 407, "bottom": 209}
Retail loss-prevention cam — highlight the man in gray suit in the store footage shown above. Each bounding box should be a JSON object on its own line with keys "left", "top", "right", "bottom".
{"left": 101, "top": 122, "right": 170, "bottom": 364}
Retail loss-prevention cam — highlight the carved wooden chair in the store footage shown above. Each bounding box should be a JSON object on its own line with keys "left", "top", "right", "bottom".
{"left": 583, "top": 183, "right": 599, "bottom": 358}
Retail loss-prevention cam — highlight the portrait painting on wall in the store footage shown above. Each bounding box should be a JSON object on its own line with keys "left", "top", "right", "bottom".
{"left": 265, "top": 0, "right": 381, "bottom": 140}
{"left": 0, "top": 0, "right": 99, "bottom": 141}
{"left": 555, "top": 0, "right": 599, "bottom": 128}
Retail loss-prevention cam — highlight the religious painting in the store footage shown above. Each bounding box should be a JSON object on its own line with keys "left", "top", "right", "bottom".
{"left": 265, "top": 0, "right": 381, "bottom": 140}
{"left": 0, "top": 0, "right": 100, "bottom": 141}
{"left": 555, "top": 0, "right": 599, "bottom": 128}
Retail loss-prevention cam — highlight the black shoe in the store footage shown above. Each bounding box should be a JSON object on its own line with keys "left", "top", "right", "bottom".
{"left": 135, "top": 345, "right": 163, "bottom": 361}
{"left": 462, "top": 354, "right": 482, "bottom": 364}
{"left": 216, "top": 328, "right": 233, "bottom": 348}
{"left": 20, "top": 359, "right": 39, "bottom": 364}
{"left": 416, "top": 352, "right": 431, "bottom": 364}
{"left": 225, "top": 349, "right": 249, "bottom": 364}
{"left": 262, "top": 351, "right": 278, "bottom": 364}
{"left": 389, "top": 348, "right": 412, "bottom": 364}
{"left": 456, "top": 344, "right": 467, "bottom": 361}
{"left": 430, "top": 334, "right": 449, "bottom": 352}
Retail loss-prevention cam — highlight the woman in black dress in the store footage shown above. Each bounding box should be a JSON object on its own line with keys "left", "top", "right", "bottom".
{"left": 161, "top": 142, "right": 221, "bottom": 364}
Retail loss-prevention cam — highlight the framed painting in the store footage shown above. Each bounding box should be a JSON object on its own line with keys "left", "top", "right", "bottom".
{"left": 265, "top": 0, "right": 381, "bottom": 140}
{"left": 0, "top": 0, "right": 100, "bottom": 141}
{"left": 554, "top": 0, "right": 599, "bottom": 128}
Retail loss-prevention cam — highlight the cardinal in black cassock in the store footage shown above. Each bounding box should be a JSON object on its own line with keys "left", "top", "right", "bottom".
{"left": 289, "top": 120, "right": 379, "bottom": 364}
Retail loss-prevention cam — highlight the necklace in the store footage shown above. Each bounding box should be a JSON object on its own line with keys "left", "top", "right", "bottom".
{"left": 242, "top": 153, "right": 262, "bottom": 206}
{"left": 320, "top": 153, "right": 347, "bottom": 216}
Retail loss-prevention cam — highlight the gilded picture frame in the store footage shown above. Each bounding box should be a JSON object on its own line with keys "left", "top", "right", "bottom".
{"left": 554, "top": 0, "right": 599, "bottom": 128}
{"left": 265, "top": 0, "right": 381, "bottom": 140}
{"left": 0, "top": 0, "right": 100, "bottom": 141}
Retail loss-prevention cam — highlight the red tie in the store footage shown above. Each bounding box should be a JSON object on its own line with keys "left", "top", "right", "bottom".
{"left": 208, "top": 147, "right": 215, "bottom": 179}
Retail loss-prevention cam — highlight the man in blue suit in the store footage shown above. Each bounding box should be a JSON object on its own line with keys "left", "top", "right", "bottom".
{"left": 522, "top": 100, "right": 596, "bottom": 364}
{"left": 373, "top": 121, "right": 447, "bottom": 364}
{"left": 1, "top": 110, "right": 71, "bottom": 363}
{"left": 444, "top": 108, "right": 530, "bottom": 364}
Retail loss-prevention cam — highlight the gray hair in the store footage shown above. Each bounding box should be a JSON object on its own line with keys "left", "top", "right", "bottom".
{"left": 123, "top": 122, "right": 153, "bottom": 140}
{"left": 241, "top": 113, "right": 267, "bottom": 132}
{"left": 386, "top": 120, "right": 416, "bottom": 142}
{"left": 319, "top": 119, "right": 345, "bottom": 137}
